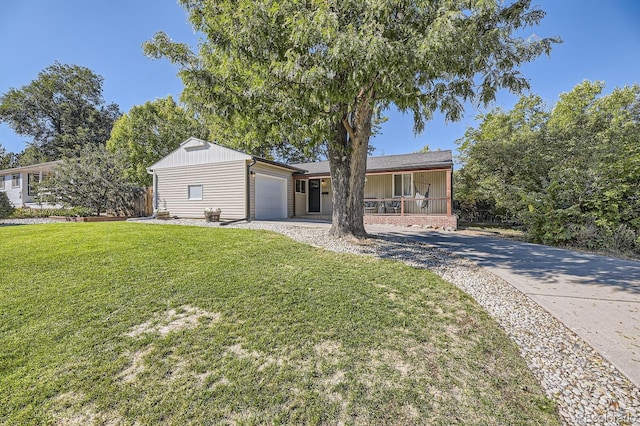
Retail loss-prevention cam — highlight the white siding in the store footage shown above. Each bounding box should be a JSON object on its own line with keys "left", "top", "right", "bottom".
{"left": 155, "top": 161, "right": 247, "bottom": 219}
{"left": 364, "top": 175, "right": 391, "bottom": 199}
{"left": 249, "top": 163, "right": 294, "bottom": 219}
{"left": 149, "top": 138, "right": 251, "bottom": 170}
{"left": 294, "top": 181, "right": 307, "bottom": 216}
{"left": 320, "top": 179, "right": 332, "bottom": 215}
{"left": 1, "top": 173, "right": 24, "bottom": 207}
{"left": 0, "top": 161, "right": 59, "bottom": 208}
{"left": 411, "top": 171, "right": 447, "bottom": 214}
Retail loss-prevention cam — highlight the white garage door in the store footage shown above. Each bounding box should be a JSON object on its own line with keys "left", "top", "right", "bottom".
{"left": 255, "top": 174, "right": 287, "bottom": 219}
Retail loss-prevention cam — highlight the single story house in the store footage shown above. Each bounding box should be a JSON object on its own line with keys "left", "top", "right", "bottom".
{"left": 147, "top": 137, "right": 457, "bottom": 229}
{"left": 0, "top": 160, "right": 60, "bottom": 208}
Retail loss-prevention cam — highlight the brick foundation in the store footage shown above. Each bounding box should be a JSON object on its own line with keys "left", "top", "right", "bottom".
{"left": 363, "top": 214, "right": 458, "bottom": 229}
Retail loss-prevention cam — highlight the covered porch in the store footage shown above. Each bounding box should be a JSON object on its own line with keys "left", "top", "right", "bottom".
{"left": 293, "top": 167, "right": 457, "bottom": 229}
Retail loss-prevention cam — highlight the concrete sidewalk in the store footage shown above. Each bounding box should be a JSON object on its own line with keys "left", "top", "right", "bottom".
{"left": 370, "top": 226, "right": 640, "bottom": 387}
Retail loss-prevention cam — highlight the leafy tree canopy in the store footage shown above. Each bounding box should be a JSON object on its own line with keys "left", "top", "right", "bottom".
{"left": 145, "top": 0, "right": 559, "bottom": 237}
{"left": 0, "top": 62, "right": 121, "bottom": 163}
{"left": 456, "top": 81, "right": 640, "bottom": 254}
{"left": 106, "top": 96, "right": 209, "bottom": 187}
{"left": 0, "top": 144, "right": 12, "bottom": 170}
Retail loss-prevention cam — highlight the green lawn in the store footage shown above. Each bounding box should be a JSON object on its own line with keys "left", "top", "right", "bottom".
{"left": 0, "top": 222, "right": 558, "bottom": 425}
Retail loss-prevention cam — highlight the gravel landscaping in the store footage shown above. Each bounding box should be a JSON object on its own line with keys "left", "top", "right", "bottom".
{"left": 226, "top": 219, "right": 640, "bottom": 425}
{"left": 3, "top": 217, "right": 639, "bottom": 425}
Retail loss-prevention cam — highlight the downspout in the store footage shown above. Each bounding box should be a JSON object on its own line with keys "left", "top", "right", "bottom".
{"left": 246, "top": 158, "right": 256, "bottom": 221}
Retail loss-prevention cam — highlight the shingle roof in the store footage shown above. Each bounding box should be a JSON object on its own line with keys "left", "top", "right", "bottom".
{"left": 292, "top": 150, "right": 453, "bottom": 176}
{"left": 254, "top": 156, "right": 306, "bottom": 172}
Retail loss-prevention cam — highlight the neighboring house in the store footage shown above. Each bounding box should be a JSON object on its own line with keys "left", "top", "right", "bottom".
{"left": 148, "top": 137, "right": 457, "bottom": 228}
{"left": 0, "top": 161, "right": 60, "bottom": 208}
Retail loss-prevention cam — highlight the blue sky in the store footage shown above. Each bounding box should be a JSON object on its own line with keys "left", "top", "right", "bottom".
{"left": 1, "top": 1, "right": 639, "bottom": 161}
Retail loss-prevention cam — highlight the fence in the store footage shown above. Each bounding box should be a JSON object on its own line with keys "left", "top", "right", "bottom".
{"left": 131, "top": 187, "right": 153, "bottom": 217}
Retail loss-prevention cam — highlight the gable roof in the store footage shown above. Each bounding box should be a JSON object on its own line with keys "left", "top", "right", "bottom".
{"left": 292, "top": 150, "right": 453, "bottom": 176}
{"left": 147, "top": 137, "right": 251, "bottom": 171}
{"left": 0, "top": 160, "right": 61, "bottom": 176}
{"left": 147, "top": 137, "right": 301, "bottom": 172}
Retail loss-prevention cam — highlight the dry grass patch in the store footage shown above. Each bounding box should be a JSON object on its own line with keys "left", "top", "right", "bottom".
{"left": 118, "top": 346, "right": 153, "bottom": 383}
{"left": 49, "top": 392, "right": 126, "bottom": 426}
{"left": 0, "top": 222, "right": 559, "bottom": 425}
{"left": 125, "top": 305, "right": 220, "bottom": 338}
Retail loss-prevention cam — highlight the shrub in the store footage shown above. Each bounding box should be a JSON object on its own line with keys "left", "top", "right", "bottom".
{"left": 0, "top": 192, "right": 14, "bottom": 218}
{"left": 8, "top": 207, "right": 93, "bottom": 219}
{"left": 37, "top": 145, "right": 142, "bottom": 216}
{"left": 612, "top": 224, "right": 638, "bottom": 254}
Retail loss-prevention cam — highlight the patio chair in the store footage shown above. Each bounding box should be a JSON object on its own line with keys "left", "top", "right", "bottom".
{"left": 387, "top": 200, "right": 401, "bottom": 214}
{"left": 364, "top": 201, "right": 377, "bottom": 213}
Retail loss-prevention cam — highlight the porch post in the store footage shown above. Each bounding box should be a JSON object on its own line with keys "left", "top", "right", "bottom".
{"left": 446, "top": 168, "right": 452, "bottom": 216}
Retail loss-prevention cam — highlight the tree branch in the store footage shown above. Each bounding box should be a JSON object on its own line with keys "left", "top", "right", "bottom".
{"left": 342, "top": 117, "right": 356, "bottom": 141}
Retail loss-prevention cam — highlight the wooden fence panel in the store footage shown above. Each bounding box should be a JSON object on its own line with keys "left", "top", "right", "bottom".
{"left": 130, "top": 187, "right": 153, "bottom": 217}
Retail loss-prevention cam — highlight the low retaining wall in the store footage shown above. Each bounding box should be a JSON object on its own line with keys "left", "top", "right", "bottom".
{"left": 363, "top": 214, "right": 458, "bottom": 230}
{"left": 49, "top": 216, "right": 129, "bottom": 222}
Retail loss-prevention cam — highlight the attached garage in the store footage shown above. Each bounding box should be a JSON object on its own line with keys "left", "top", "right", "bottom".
{"left": 147, "top": 137, "right": 300, "bottom": 220}
{"left": 255, "top": 174, "right": 287, "bottom": 219}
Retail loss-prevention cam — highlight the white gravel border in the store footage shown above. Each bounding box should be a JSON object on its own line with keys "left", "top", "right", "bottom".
{"left": 3, "top": 217, "right": 639, "bottom": 424}
{"left": 228, "top": 220, "right": 640, "bottom": 425}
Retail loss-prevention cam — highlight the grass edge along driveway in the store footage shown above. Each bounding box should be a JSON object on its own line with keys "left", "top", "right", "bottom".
{"left": 0, "top": 222, "right": 559, "bottom": 425}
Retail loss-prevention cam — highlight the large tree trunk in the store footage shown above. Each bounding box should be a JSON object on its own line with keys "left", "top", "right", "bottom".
{"left": 328, "top": 97, "right": 374, "bottom": 239}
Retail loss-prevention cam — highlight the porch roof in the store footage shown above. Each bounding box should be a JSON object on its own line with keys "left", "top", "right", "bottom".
{"left": 0, "top": 160, "right": 61, "bottom": 176}
{"left": 292, "top": 150, "right": 452, "bottom": 176}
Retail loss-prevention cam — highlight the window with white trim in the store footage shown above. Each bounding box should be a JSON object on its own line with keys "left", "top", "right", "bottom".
{"left": 393, "top": 173, "right": 412, "bottom": 197}
{"left": 188, "top": 185, "right": 203, "bottom": 200}
{"left": 295, "top": 180, "right": 306, "bottom": 193}
{"left": 28, "top": 173, "right": 41, "bottom": 196}
{"left": 11, "top": 174, "right": 20, "bottom": 189}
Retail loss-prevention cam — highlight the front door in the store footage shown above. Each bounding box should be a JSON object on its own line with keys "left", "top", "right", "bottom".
{"left": 308, "top": 179, "right": 321, "bottom": 212}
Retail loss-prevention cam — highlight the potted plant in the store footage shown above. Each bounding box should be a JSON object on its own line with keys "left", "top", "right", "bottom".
{"left": 204, "top": 207, "right": 221, "bottom": 222}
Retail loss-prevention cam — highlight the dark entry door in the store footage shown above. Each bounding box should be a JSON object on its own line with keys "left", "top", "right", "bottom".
{"left": 308, "top": 179, "right": 321, "bottom": 212}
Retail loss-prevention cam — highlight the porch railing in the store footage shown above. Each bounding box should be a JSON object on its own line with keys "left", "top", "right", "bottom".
{"left": 363, "top": 197, "right": 449, "bottom": 216}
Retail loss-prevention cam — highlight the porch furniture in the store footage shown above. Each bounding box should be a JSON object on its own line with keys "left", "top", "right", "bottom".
{"left": 414, "top": 182, "right": 431, "bottom": 209}
{"left": 364, "top": 201, "right": 377, "bottom": 213}
{"left": 387, "top": 200, "right": 401, "bottom": 213}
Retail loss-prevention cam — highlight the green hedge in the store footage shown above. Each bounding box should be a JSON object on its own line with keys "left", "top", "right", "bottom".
{"left": 8, "top": 206, "right": 94, "bottom": 219}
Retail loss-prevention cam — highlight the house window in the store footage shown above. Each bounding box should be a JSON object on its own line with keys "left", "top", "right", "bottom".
{"left": 28, "top": 173, "right": 41, "bottom": 196}
{"left": 0, "top": 175, "right": 4, "bottom": 191}
{"left": 295, "top": 180, "right": 306, "bottom": 194}
{"left": 11, "top": 174, "right": 20, "bottom": 189}
{"left": 188, "top": 185, "right": 203, "bottom": 200}
{"left": 393, "top": 174, "right": 412, "bottom": 197}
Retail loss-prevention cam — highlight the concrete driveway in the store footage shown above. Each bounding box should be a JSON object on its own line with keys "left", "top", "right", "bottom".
{"left": 369, "top": 226, "right": 640, "bottom": 387}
